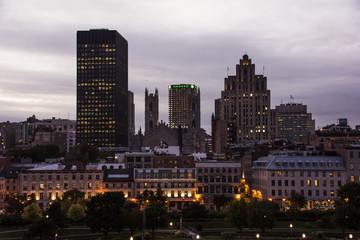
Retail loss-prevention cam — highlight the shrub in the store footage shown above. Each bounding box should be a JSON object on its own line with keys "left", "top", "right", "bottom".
{"left": 134, "top": 232, "right": 151, "bottom": 240}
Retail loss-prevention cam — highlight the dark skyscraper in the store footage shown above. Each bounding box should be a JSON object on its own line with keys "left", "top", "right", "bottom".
{"left": 76, "top": 29, "right": 128, "bottom": 148}
{"left": 145, "top": 88, "right": 159, "bottom": 135}
{"left": 168, "top": 84, "right": 200, "bottom": 130}
{"left": 275, "top": 103, "right": 315, "bottom": 143}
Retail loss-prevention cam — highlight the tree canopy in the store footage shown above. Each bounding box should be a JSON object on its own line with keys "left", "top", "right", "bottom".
{"left": 85, "top": 191, "right": 126, "bottom": 239}
{"left": 22, "top": 203, "right": 43, "bottom": 223}
{"left": 225, "top": 199, "right": 248, "bottom": 239}
{"left": 334, "top": 183, "right": 360, "bottom": 231}
{"left": 182, "top": 201, "right": 207, "bottom": 219}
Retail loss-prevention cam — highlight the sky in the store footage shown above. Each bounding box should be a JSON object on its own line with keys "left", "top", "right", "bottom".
{"left": 0, "top": 0, "right": 359, "bottom": 133}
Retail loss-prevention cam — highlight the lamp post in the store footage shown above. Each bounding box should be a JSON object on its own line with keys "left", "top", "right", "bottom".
{"left": 349, "top": 234, "right": 353, "bottom": 239}
{"left": 196, "top": 234, "right": 200, "bottom": 240}
{"left": 302, "top": 233, "right": 306, "bottom": 239}
{"left": 290, "top": 224, "right": 293, "bottom": 240}
{"left": 169, "top": 222, "right": 173, "bottom": 239}
{"left": 256, "top": 233, "right": 260, "bottom": 239}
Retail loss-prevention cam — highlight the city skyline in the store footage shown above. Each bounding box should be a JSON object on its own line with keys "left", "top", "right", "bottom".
{"left": 1, "top": 0, "right": 359, "bottom": 133}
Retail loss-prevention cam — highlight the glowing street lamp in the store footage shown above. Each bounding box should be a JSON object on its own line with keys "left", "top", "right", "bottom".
{"left": 196, "top": 235, "right": 200, "bottom": 239}
{"left": 256, "top": 233, "right": 260, "bottom": 238}
{"left": 130, "top": 237, "right": 133, "bottom": 240}
{"left": 302, "top": 233, "right": 306, "bottom": 239}
{"left": 349, "top": 234, "right": 353, "bottom": 239}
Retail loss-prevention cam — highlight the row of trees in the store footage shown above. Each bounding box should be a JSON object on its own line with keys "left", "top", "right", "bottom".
{"left": 225, "top": 199, "right": 280, "bottom": 239}
{"left": 1, "top": 184, "right": 359, "bottom": 239}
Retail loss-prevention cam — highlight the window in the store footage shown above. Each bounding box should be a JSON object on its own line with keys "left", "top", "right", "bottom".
{"left": 278, "top": 180, "right": 282, "bottom": 186}
{"left": 300, "top": 180, "right": 304, "bottom": 187}
{"left": 300, "top": 171, "right": 304, "bottom": 177}
{"left": 308, "top": 190, "right": 312, "bottom": 196}
{"left": 315, "top": 180, "right": 319, "bottom": 187}
{"left": 278, "top": 190, "right": 282, "bottom": 196}
{"left": 307, "top": 171, "right": 311, "bottom": 177}
{"left": 88, "top": 183, "right": 92, "bottom": 189}
{"left": 277, "top": 171, "right": 282, "bottom": 177}
{"left": 271, "top": 180, "right": 275, "bottom": 186}
{"left": 40, "top": 184, "right": 44, "bottom": 190}
{"left": 338, "top": 180, "right": 342, "bottom": 187}
{"left": 322, "top": 180, "right": 326, "bottom": 187}
{"left": 330, "top": 180, "right": 334, "bottom": 187}
{"left": 307, "top": 180, "right": 311, "bottom": 187}
{"left": 316, "top": 190, "right": 319, "bottom": 196}
{"left": 48, "top": 175, "right": 52, "bottom": 180}
{"left": 272, "top": 190, "right": 275, "bottom": 196}
{"left": 291, "top": 180, "right": 295, "bottom": 187}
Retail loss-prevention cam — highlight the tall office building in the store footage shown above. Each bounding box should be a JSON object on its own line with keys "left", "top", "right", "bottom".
{"left": 275, "top": 103, "right": 315, "bottom": 143}
{"left": 76, "top": 29, "right": 128, "bottom": 148}
{"left": 220, "top": 54, "right": 271, "bottom": 142}
{"left": 168, "top": 84, "right": 200, "bottom": 130}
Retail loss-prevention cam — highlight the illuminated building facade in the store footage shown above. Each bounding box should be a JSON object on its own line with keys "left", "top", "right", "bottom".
{"left": 196, "top": 161, "right": 243, "bottom": 210}
{"left": 168, "top": 84, "right": 200, "bottom": 131}
{"left": 252, "top": 155, "right": 346, "bottom": 210}
{"left": 76, "top": 29, "right": 128, "bottom": 148}
{"left": 19, "top": 165, "right": 103, "bottom": 209}
{"left": 275, "top": 103, "right": 315, "bottom": 143}
{"left": 221, "top": 54, "right": 271, "bottom": 142}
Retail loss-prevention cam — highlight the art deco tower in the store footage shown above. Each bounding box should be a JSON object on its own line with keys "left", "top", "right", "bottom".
{"left": 221, "top": 54, "right": 271, "bottom": 142}
{"left": 168, "top": 84, "right": 200, "bottom": 131}
{"left": 76, "top": 29, "right": 128, "bottom": 148}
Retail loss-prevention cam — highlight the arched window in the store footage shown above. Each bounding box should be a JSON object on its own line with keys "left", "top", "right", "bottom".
{"left": 192, "top": 102, "right": 195, "bottom": 111}
{"left": 150, "top": 120, "right": 153, "bottom": 129}
{"left": 149, "top": 102, "right": 153, "bottom": 111}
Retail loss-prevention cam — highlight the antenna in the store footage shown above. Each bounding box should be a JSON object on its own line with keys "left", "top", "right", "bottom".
{"left": 227, "top": 66, "right": 229, "bottom": 77}
{"left": 263, "top": 66, "right": 265, "bottom": 76}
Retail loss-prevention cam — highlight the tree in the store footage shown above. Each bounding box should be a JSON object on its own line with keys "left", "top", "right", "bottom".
{"left": 85, "top": 192, "right": 126, "bottom": 239}
{"left": 213, "top": 195, "right": 233, "bottom": 211}
{"left": 248, "top": 199, "right": 279, "bottom": 237}
{"left": 5, "top": 193, "right": 35, "bottom": 214}
{"left": 68, "top": 142, "right": 99, "bottom": 166}
{"left": 60, "top": 189, "right": 86, "bottom": 214}
{"left": 123, "top": 201, "right": 142, "bottom": 235}
{"left": 289, "top": 191, "right": 306, "bottom": 209}
{"left": 23, "top": 219, "right": 57, "bottom": 240}
{"left": 67, "top": 203, "right": 85, "bottom": 223}
{"left": 137, "top": 189, "right": 168, "bottom": 238}
{"left": 225, "top": 199, "right": 248, "bottom": 239}
{"left": 45, "top": 201, "right": 67, "bottom": 228}
{"left": 182, "top": 201, "right": 207, "bottom": 220}
{"left": 22, "top": 203, "right": 43, "bottom": 223}
{"left": 334, "top": 183, "right": 360, "bottom": 232}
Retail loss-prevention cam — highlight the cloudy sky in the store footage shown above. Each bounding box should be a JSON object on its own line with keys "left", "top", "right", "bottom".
{"left": 0, "top": 0, "right": 359, "bottom": 133}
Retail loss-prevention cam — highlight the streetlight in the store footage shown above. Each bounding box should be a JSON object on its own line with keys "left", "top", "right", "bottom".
{"left": 256, "top": 233, "right": 260, "bottom": 239}
{"left": 130, "top": 237, "right": 133, "bottom": 240}
{"left": 349, "top": 234, "right": 353, "bottom": 239}
{"left": 302, "top": 233, "right": 306, "bottom": 239}
{"left": 290, "top": 224, "right": 293, "bottom": 240}
{"left": 196, "top": 235, "right": 200, "bottom": 240}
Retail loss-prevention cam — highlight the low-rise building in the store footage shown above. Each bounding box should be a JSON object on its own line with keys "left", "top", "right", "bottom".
{"left": 196, "top": 161, "right": 243, "bottom": 211}
{"left": 252, "top": 155, "right": 346, "bottom": 210}
{"left": 19, "top": 164, "right": 103, "bottom": 209}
